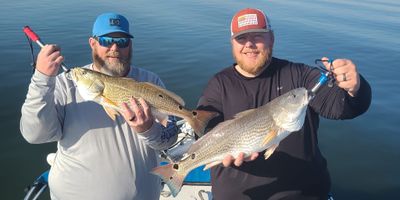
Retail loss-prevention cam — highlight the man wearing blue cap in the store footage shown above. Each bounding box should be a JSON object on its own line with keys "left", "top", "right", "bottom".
{"left": 20, "top": 13, "right": 178, "bottom": 200}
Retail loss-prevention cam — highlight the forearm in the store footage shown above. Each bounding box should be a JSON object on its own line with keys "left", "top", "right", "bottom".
{"left": 137, "top": 116, "right": 178, "bottom": 150}
{"left": 342, "top": 75, "right": 372, "bottom": 118}
{"left": 311, "top": 74, "right": 372, "bottom": 120}
{"left": 20, "top": 70, "right": 63, "bottom": 144}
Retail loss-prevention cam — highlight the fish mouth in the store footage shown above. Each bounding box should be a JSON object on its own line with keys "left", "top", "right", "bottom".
{"left": 306, "top": 89, "right": 314, "bottom": 102}
{"left": 65, "top": 70, "right": 73, "bottom": 80}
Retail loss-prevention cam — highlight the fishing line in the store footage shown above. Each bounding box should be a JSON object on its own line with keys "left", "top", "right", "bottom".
{"left": 23, "top": 26, "right": 70, "bottom": 73}
{"left": 25, "top": 33, "right": 36, "bottom": 73}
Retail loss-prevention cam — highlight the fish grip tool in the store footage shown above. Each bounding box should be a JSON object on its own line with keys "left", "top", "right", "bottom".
{"left": 309, "top": 59, "right": 335, "bottom": 97}
{"left": 23, "top": 26, "right": 70, "bottom": 73}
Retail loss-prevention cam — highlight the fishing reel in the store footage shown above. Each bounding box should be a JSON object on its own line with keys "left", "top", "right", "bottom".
{"left": 159, "top": 120, "right": 196, "bottom": 163}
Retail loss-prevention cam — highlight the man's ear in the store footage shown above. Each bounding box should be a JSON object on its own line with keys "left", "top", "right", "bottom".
{"left": 89, "top": 37, "right": 96, "bottom": 49}
{"left": 270, "top": 31, "right": 275, "bottom": 48}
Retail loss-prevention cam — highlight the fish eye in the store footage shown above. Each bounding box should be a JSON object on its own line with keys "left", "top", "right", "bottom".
{"left": 173, "top": 164, "right": 179, "bottom": 170}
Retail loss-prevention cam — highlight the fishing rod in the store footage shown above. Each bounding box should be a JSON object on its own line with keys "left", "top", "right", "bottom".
{"left": 23, "top": 26, "right": 70, "bottom": 72}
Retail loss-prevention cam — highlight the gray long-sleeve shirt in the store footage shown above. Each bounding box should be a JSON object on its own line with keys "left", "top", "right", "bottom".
{"left": 20, "top": 64, "right": 178, "bottom": 200}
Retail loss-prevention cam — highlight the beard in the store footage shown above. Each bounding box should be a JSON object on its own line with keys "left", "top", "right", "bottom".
{"left": 234, "top": 48, "right": 273, "bottom": 76}
{"left": 92, "top": 47, "right": 132, "bottom": 77}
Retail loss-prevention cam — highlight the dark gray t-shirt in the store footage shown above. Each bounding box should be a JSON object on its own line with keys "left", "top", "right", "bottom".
{"left": 197, "top": 57, "right": 371, "bottom": 200}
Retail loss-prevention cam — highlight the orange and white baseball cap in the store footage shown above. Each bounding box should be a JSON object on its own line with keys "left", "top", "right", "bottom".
{"left": 230, "top": 8, "right": 272, "bottom": 38}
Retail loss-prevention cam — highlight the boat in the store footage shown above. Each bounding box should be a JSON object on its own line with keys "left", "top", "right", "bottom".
{"left": 159, "top": 121, "right": 212, "bottom": 200}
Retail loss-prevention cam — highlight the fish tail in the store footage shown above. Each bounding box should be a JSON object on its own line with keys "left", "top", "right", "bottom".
{"left": 185, "top": 110, "right": 218, "bottom": 137}
{"left": 151, "top": 163, "right": 187, "bottom": 197}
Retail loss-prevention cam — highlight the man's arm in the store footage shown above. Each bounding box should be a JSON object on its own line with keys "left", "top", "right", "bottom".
{"left": 120, "top": 74, "right": 179, "bottom": 150}
{"left": 137, "top": 116, "right": 179, "bottom": 151}
{"left": 308, "top": 58, "right": 372, "bottom": 119}
{"left": 20, "top": 45, "right": 65, "bottom": 144}
{"left": 20, "top": 71, "right": 63, "bottom": 143}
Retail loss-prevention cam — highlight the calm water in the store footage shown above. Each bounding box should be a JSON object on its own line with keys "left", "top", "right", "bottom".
{"left": 0, "top": 0, "right": 399, "bottom": 199}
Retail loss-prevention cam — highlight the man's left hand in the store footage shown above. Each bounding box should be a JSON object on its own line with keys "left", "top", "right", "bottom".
{"left": 322, "top": 57, "right": 360, "bottom": 97}
{"left": 121, "top": 98, "right": 154, "bottom": 133}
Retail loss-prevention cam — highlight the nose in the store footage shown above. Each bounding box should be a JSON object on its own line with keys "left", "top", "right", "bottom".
{"left": 244, "top": 37, "right": 256, "bottom": 48}
{"left": 109, "top": 43, "right": 120, "bottom": 51}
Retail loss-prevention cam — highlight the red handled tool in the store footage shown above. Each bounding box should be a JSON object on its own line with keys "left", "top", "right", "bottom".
{"left": 23, "top": 26, "right": 69, "bottom": 72}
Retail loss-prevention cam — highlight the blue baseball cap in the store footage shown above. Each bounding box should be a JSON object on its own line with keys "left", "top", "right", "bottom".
{"left": 92, "top": 12, "right": 133, "bottom": 38}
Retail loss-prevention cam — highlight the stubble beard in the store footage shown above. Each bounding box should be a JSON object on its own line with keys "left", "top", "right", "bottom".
{"left": 235, "top": 48, "right": 273, "bottom": 76}
{"left": 92, "top": 47, "right": 132, "bottom": 77}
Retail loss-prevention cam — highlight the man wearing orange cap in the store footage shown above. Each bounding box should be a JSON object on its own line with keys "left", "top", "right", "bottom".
{"left": 197, "top": 8, "right": 371, "bottom": 200}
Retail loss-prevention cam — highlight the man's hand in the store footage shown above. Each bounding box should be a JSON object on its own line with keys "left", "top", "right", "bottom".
{"left": 322, "top": 57, "right": 360, "bottom": 97}
{"left": 121, "top": 97, "right": 154, "bottom": 133}
{"left": 36, "top": 44, "right": 64, "bottom": 76}
{"left": 222, "top": 152, "right": 259, "bottom": 167}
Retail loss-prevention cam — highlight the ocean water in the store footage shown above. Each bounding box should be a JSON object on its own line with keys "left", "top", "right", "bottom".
{"left": 0, "top": 0, "right": 399, "bottom": 199}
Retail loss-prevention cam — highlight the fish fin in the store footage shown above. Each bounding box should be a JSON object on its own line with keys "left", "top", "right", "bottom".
{"left": 262, "top": 129, "right": 278, "bottom": 146}
{"left": 203, "top": 161, "right": 221, "bottom": 170}
{"left": 152, "top": 109, "right": 169, "bottom": 127}
{"left": 232, "top": 108, "right": 257, "bottom": 119}
{"left": 141, "top": 82, "right": 186, "bottom": 106}
{"left": 184, "top": 110, "right": 219, "bottom": 137}
{"left": 100, "top": 96, "right": 120, "bottom": 120}
{"left": 264, "top": 144, "right": 279, "bottom": 160}
{"left": 119, "top": 76, "right": 139, "bottom": 82}
{"left": 151, "top": 164, "right": 186, "bottom": 197}
{"left": 102, "top": 106, "right": 119, "bottom": 121}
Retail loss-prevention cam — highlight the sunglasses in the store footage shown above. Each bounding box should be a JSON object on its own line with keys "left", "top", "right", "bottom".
{"left": 94, "top": 36, "right": 131, "bottom": 48}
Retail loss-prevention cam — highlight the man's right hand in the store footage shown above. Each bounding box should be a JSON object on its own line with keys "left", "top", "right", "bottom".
{"left": 36, "top": 44, "right": 64, "bottom": 76}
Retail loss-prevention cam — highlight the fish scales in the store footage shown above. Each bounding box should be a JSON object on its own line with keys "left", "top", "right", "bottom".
{"left": 151, "top": 88, "right": 310, "bottom": 197}
{"left": 183, "top": 108, "right": 276, "bottom": 170}
{"left": 68, "top": 67, "right": 217, "bottom": 136}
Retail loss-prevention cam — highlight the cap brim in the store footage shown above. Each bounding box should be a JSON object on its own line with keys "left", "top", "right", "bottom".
{"left": 231, "top": 29, "right": 270, "bottom": 39}
{"left": 96, "top": 30, "right": 134, "bottom": 38}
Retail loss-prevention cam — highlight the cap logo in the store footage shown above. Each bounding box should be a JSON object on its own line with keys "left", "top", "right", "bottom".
{"left": 109, "top": 18, "right": 120, "bottom": 26}
{"left": 238, "top": 14, "right": 258, "bottom": 28}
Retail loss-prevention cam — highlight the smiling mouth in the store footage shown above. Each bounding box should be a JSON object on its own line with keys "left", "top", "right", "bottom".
{"left": 107, "top": 56, "right": 121, "bottom": 61}
{"left": 243, "top": 52, "right": 259, "bottom": 57}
